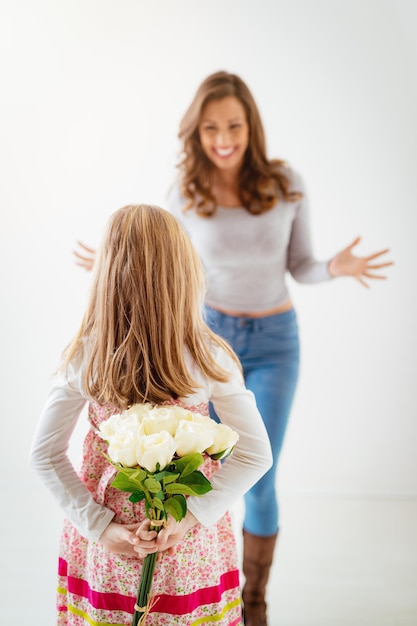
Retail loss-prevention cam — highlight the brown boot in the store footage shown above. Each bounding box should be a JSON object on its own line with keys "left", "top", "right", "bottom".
{"left": 242, "top": 529, "right": 278, "bottom": 626}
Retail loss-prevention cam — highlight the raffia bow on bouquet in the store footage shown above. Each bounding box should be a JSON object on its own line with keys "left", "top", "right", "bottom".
{"left": 98, "top": 403, "right": 239, "bottom": 626}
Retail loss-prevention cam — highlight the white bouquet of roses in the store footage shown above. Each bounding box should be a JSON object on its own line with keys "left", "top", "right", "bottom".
{"left": 98, "top": 403, "right": 239, "bottom": 626}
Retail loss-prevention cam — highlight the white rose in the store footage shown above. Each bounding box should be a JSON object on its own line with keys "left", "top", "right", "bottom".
{"left": 205, "top": 423, "right": 239, "bottom": 458}
{"left": 107, "top": 430, "right": 139, "bottom": 467}
{"left": 98, "top": 413, "right": 122, "bottom": 440}
{"left": 179, "top": 410, "right": 213, "bottom": 425}
{"left": 141, "top": 406, "right": 181, "bottom": 437}
{"left": 164, "top": 405, "right": 197, "bottom": 420}
{"left": 98, "top": 407, "right": 147, "bottom": 441}
{"left": 136, "top": 431, "right": 177, "bottom": 473}
{"left": 174, "top": 419, "right": 214, "bottom": 457}
{"left": 124, "top": 403, "right": 153, "bottom": 422}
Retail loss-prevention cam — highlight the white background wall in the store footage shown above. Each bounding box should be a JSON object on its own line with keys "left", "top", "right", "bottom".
{"left": 0, "top": 0, "right": 416, "bottom": 618}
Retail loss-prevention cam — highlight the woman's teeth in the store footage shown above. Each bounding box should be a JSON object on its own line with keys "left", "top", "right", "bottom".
{"left": 215, "top": 147, "right": 235, "bottom": 157}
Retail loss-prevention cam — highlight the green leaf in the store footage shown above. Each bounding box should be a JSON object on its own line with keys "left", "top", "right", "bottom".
{"left": 174, "top": 453, "right": 204, "bottom": 477}
{"left": 111, "top": 472, "right": 145, "bottom": 493}
{"left": 129, "top": 491, "right": 145, "bottom": 503}
{"left": 153, "top": 469, "right": 179, "bottom": 482}
{"left": 164, "top": 494, "right": 187, "bottom": 521}
{"left": 164, "top": 483, "right": 198, "bottom": 496}
{"left": 110, "top": 463, "right": 147, "bottom": 481}
{"left": 209, "top": 448, "right": 233, "bottom": 461}
{"left": 181, "top": 470, "right": 213, "bottom": 495}
{"left": 130, "top": 468, "right": 147, "bottom": 481}
{"left": 153, "top": 497, "right": 165, "bottom": 511}
{"left": 162, "top": 473, "right": 181, "bottom": 486}
{"left": 144, "top": 478, "right": 162, "bottom": 493}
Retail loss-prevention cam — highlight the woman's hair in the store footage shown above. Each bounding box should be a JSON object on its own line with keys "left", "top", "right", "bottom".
{"left": 62, "top": 204, "right": 239, "bottom": 409}
{"left": 178, "top": 70, "right": 302, "bottom": 216}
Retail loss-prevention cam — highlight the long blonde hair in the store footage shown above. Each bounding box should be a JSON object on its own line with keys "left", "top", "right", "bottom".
{"left": 178, "top": 70, "right": 302, "bottom": 216}
{"left": 62, "top": 204, "right": 238, "bottom": 409}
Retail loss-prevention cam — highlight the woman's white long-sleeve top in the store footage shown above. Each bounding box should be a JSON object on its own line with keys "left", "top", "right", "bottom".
{"left": 167, "top": 167, "right": 332, "bottom": 313}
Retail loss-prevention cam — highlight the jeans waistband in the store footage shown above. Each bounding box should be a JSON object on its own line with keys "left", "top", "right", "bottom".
{"left": 204, "top": 305, "right": 296, "bottom": 332}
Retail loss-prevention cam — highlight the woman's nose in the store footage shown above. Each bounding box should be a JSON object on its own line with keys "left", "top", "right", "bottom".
{"left": 215, "top": 130, "right": 231, "bottom": 146}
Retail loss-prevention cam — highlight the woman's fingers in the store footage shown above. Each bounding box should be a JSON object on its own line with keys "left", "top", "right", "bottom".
{"left": 366, "top": 261, "right": 394, "bottom": 270}
{"left": 73, "top": 241, "right": 97, "bottom": 271}
{"left": 346, "top": 236, "right": 362, "bottom": 251}
{"left": 365, "top": 247, "right": 392, "bottom": 261}
{"left": 76, "top": 240, "right": 96, "bottom": 254}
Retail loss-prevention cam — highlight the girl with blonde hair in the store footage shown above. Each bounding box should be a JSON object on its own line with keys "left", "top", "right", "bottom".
{"left": 31, "top": 203, "right": 272, "bottom": 626}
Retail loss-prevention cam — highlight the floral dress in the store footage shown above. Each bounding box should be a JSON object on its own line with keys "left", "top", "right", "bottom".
{"left": 57, "top": 401, "right": 242, "bottom": 626}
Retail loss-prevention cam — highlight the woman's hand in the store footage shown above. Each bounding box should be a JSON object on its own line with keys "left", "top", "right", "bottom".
{"left": 73, "top": 241, "right": 96, "bottom": 271}
{"left": 133, "top": 511, "right": 198, "bottom": 558}
{"left": 328, "top": 236, "right": 393, "bottom": 287}
{"left": 99, "top": 521, "right": 157, "bottom": 558}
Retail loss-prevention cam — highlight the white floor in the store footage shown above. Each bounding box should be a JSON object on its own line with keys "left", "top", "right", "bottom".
{"left": 237, "top": 496, "right": 417, "bottom": 626}
{"left": 3, "top": 484, "right": 417, "bottom": 626}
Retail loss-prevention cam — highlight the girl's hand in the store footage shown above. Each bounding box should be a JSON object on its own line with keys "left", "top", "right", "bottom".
{"left": 73, "top": 241, "right": 96, "bottom": 271}
{"left": 99, "top": 521, "right": 156, "bottom": 558}
{"left": 328, "top": 236, "right": 393, "bottom": 287}
{"left": 133, "top": 511, "right": 198, "bottom": 558}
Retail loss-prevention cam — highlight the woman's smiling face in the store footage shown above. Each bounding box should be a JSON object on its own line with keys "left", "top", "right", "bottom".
{"left": 198, "top": 96, "right": 249, "bottom": 173}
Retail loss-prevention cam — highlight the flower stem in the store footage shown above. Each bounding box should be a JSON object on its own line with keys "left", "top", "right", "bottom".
{"left": 132, "top": 550, "right": 158, "bottom": 626}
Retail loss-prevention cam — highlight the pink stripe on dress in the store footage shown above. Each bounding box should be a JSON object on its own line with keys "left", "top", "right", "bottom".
{"left": 59, "top": 558, "right": 239, "bottom": 616}
{"left": 154, "top": 569, "right": 240, "bottom": 615}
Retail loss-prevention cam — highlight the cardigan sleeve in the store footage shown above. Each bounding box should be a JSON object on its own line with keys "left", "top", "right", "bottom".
{"left": 186, "top": 347, "right": 273, "bottom": 527}
{"left": 29, "top": 362, "right": 115, "bottom": 541}
{"left": 286, "top": 169, "right": 333, "bottom": 283}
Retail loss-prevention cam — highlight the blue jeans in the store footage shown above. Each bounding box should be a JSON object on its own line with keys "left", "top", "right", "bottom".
{"left": 204, "top": 306, "right": 300, "bottom": 536}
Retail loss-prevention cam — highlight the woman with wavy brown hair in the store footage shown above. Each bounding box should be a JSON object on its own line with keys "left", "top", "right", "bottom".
{"left": 166, "top": 70, "right": 392, "bottom": 626}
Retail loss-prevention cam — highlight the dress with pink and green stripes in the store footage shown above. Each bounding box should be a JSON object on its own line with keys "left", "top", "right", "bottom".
{"left": 56, "top": 401, "right": 242, "bottom": 626}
